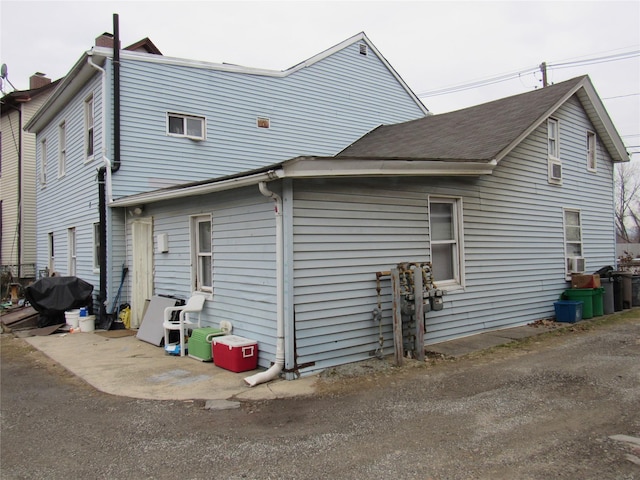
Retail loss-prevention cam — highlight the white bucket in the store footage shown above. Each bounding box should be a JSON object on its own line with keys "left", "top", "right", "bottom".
{"left": 79, "top": 315, "right": 96, "bottom": 333}
{"left": 65, "top": 309, "right": 80, "bottom": 328}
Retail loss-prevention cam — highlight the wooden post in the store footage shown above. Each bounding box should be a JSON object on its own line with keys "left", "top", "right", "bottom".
{"left": 413, "top": 266, "right": 425, "bottom": 361}
{"left": 391, "top": 267, "right": 404, "bottom": 366}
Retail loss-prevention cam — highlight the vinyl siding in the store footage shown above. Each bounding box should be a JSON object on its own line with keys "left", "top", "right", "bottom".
{"left": 35, "top": 73, "right": 105, "bottom": 295}
{"left": 0, "top": 108, "right": 19, "bottom": 266}
{"left": 1, "top": 92, "right": 52, "bottom": 271}
{"left": 20, "top": 98, "right": 45, "bottom": 268}
{"left": 292, "top": 180, "right": 430, "bottom": 371}
{"left": 139, "top": 186, "right": 277, "bottom": 368}
{"left": 290, "top": 95, "right": 617, "bottom": 373}
{"left": 113, "top": 41, "right": 426, "bottom": 197}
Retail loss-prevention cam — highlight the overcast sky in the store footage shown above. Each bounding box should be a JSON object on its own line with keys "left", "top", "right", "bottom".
{"left": 1, "top": 0, "right": 639, "bottom": 158}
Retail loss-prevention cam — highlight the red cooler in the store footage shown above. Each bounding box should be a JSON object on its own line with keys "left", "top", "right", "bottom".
{"left": 212, "top": 335, "right": 258, "bottom": 373}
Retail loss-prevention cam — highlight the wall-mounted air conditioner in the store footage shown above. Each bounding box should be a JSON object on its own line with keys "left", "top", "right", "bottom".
{"left": 550, "top": 160, "right": 562, "bottom": 181}
{"left": 567, "top": 256, "right": 585, "bottom": 274}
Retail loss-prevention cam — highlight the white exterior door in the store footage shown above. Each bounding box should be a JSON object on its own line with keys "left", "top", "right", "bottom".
{"left": 131, "top": 218, "right": 153, "bottom": 328}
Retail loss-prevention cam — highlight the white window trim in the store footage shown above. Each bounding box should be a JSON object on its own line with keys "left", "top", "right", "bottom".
{"left": 191, "top": 215, "right": 213, "bottom": 295}
{"left": 587, "top": 130, "right": 597, "bottom": 173}
{"left": 58, "top": 120, "right": 66, "bottom": 178}
{"left": 562, "top": 207, "right": 583, "bottom": 279}
{"left": 428, "top": 196, "right": 465, "bottom": 290}
{"left": 548, "top": 118, "right": 560, "bottom": 159}
{"left": 68, "top": 227, "right": 76, "bottom": 276}
{"left": 48, "top": 232, "right": 55, "bottom": 275}
{"left": 547, "top": 118, "right": 561, "bottom": 185}
{"left": 93, "top": 222, "right": 100, "bottom": 273}
{"left": 40, "top": 138, "right": 47, "bottom": 187}
{"left": 84, "top": 95, "right": 95, "bottom": 162}
{"left": 167, "top": 112, "right": 206, "bottom": 141}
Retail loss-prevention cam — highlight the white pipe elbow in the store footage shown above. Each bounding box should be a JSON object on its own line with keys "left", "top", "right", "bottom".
{"left": 244, "top": 363, "right": 283, "bottom": 387}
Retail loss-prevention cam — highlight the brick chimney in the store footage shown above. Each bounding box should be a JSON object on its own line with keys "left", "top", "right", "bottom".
{"left": 29, "top": 72, "right": 51, "bottom": 90}
{"left": 95, "top": 32, "right": 115, "bottom": 48}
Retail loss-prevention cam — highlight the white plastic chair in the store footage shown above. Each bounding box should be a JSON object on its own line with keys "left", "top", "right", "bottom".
{"left": 162, "top": 293, "right": 207, "bottom": 357}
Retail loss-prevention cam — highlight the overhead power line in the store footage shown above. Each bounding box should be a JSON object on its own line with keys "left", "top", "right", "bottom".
{"left": 417, "top": 48, "right": 640, "bottom": 98}
{"left": 549, "top": 50, "right": 640, "bottom": 69}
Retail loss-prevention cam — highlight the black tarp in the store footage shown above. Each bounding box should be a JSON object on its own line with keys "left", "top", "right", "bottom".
{"left": 25, "top": 276, "right": 94, "bottom": 327}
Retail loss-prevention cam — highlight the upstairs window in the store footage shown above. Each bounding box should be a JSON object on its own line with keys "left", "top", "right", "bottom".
{"left": 167, "top": 113, "right": 206, "bottom": 141}
{"left": 85, "top": 95, "right": 94, "bottom": 159}
{"left": 58, "top": 121, "right": 66, "bottom": 177}
{"left": 547, "top": 118, "right": 561, "bottom": 184}
{"left": 40, "top": 139, "right": 47, "bottom": 186}
{"left": 587, "top": 131, "right": 597, "bottom": 172}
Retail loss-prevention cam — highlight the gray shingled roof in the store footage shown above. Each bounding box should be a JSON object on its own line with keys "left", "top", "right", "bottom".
{"left": 338, "top": 76, "right": 588, "bottom": 161}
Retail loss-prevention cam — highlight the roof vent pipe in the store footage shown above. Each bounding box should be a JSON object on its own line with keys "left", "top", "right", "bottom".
{"left": 244, "top": 181, "right": 285, "bottom": 387}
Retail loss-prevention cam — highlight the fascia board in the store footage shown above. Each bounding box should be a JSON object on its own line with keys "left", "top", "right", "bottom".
{"left": 118, "top": 33, "right": 429, "bottom": 116}
{"left": 493, "top": 77, "right": 630, "bottom": 164}
{"left": 25, "top": 51, "right": 107, "bottom": 133}
{"left": 116, "top": 34, "right": 370, "bottom": 77}
{"left": 492, "top": 79, "right": 586, "bottom": 165}
{"left": 109, "top": 156, "right": 494, "bottom": 208}
{"left": 109, "top": 169, "right": 284, "bottom": 208}
{"left": 359, "top": 33, "right": 430, "bottom": 116}
{"left": 281, "top": 157, "right": 495, "bottom": 177}
{"left": 577, "top": 80, "right": 630, "bottom": 163}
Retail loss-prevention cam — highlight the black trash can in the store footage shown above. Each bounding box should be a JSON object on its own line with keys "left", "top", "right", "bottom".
{"left": 632, "top": 275, "right": 640, "bottom": 307}
{"left": 611, "top": 271, "right": 633, "bottom": 310}
{"left": 611, "top": 273, "right": 624, "bottom": 311}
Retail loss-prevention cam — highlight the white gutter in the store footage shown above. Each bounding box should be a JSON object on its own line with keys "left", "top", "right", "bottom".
{"left": 87, "top": 52, "right": 113, "bottom": 203}
{"left": 282, "top": 157, "right": 496, "bottom": 177}
{"left": 244, "top": 181, "right": 285, "bottom": 387}
{"left": 109, "top": 169, "right": 284, "bottom": 208}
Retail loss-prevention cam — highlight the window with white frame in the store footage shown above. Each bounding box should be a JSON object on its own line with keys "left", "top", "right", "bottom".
{"left": 48, "top": 232, "right": 55, "bottom": 274}
{"left": 93, "top": 222, "right": 100, "bottom": 270}
{"left": 40, "top": 139, "right": 47, "bottom": 186}
{"left": 429, "top": 197, "right": 464, "bottom": 287}
{"left": 192, "top": 215, "right": 212, "bottom": 292}
{"left": 167, "top": 113, "right": 205, "bottom": 140}
{"left": 547, "top": 118, "right": 562, "bottom": 184}
{"left": 58, "top": 121, "right": 66, "bottom": 177}
{"left": 587, "top": 131, "right": 597, "bottom": 172}
{"left": 563, "top": 208, "right": 583, "bottom": 275}
{"left": 68, "top": 227, "right": 76, "bottom": 276}
{"left": 85, "top": 95, "right": 94, "bottom": 159}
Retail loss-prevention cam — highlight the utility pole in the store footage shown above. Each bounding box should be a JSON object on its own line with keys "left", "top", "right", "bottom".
{"left": 539, "top": 62, "right": 548, "bottom": 87}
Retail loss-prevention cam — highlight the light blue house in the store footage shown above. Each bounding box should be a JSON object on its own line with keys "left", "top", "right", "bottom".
{"left": 25, "top": 27, "right": 428, "bottom": 335}
{"left": 110, "top": 75, "right": 629, "bottom": 382}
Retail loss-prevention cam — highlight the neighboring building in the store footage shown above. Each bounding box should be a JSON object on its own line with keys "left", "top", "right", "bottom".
{"left": 110, "top": 75, "right": 629, "bottom": 379}
{"left": 24, "top": 30, "right": 428, "bottom": 327}
{"left": 1, "top": 73, "right": 60, "bottom": 281}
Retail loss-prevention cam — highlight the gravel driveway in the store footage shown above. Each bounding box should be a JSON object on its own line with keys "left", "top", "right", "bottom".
{"left": 2, "top": 310, "right": 639, "bottom": 479}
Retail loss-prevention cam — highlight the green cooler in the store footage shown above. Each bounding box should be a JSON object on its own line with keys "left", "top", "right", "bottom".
{"left": 188, "top": 327, "right": 225, "bottom": 362}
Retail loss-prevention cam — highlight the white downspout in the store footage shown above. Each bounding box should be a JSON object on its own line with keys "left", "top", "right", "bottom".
{"left": 87, "top": 52, "right": 113, "bottom": 203}
{"left": 244, "top": 182, "right": 285, "bottom": 387}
